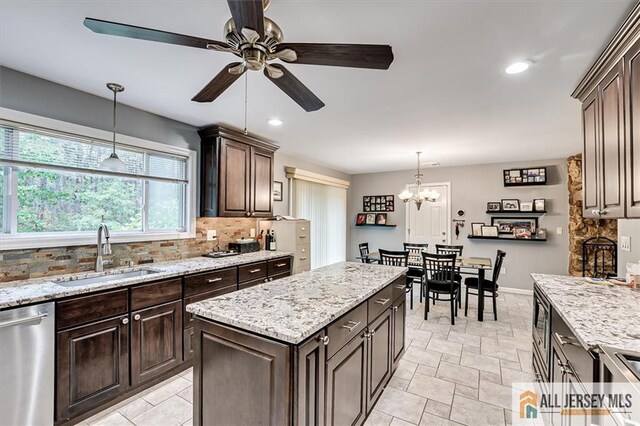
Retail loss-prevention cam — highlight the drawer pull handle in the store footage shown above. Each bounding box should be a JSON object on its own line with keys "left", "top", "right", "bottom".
{"left": 299, "top": 235, "right": 307, "bottom": 239}
{"left": 122, "top": 317, "right": 129, "bottom": 325}
{"left": 375, "top": 298, "right": 390, "bottom": 305}
{"left": 0, "top": 312, "right": 47, "bottom": 328}
{"left": 341, "top": 320, "right": 361, "bottom": 332}
{"left": 276, "top": 263, "right": 287, "bottom": 267}
{"left": 300, "top": 257, "right": 307, "bottom": 261}
{"left": 555, "top": 333, "right": 577, "bottom": 346}
{"left": 317, "top": 335, "right": 329, "bottom": 345}
{"left": 395, "top": 284, "right": 406, "bottom": 290}
{"left": 207, "top": 277, "right": 223, "bottom": 283}
{"left": 249, "top": 269, "right": 261, "bottom": 274}
{"left": 134, "top": 314, "right": 141, "bottom": 321}
{"left": 301, "top": 227, "right": 306, "bottom": 231}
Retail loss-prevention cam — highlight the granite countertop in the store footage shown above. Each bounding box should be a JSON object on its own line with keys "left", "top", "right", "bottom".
{"left": 0, "top": 251, "right": 293, "bottom": 309}
{"left": 186, "top": 261, "right": 407, "bottom": 345}
{"left": 531, "top": 273, "right": 640, "bottom": 353}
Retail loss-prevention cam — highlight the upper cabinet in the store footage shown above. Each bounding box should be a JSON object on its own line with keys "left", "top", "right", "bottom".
{"left": 572, "top": 4, "right": 640, "bottom": 219}
{"left": 199, "top": 126, "right": 278, "bottom": 217}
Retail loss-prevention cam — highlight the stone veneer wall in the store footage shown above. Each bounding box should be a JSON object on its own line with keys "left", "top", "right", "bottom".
{"left": 0, "top": 217, "right": 257, "bottom": 282}
{"left": 567, "top": 154, "right": 617, "bottom": 276}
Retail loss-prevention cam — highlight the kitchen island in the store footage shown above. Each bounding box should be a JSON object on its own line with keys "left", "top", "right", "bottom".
{"left": 186, "top": 261, "right": 407, "bottom": 426}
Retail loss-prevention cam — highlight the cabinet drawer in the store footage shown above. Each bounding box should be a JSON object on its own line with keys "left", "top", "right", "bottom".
{"left": 184, "top": 285, "right": 236, "bottom": 328}
{"left": 551, "top": 309, "right": 597, "bottom": 382}
{"left": 57, "top": 288, "right": 128, "bottom": 329}
{"left": 391, "top": 276, "right": 407, "bottom": 301}
{"left": 326, "top": 302, "right": 367, "bottom": 360}
{"left": 296, "top": 222, "right": 309, "bottom": 235}
{"left": 184, "top": 267, "right": 237, "bottom": 297}
{"left": 296, "top": 245, "right": 309, "bottom": 258}
{"left": 238, "top": 261, "right": 267, "bottom": 283}
{"left": 269, "top": 272, "right": 291, "bottom": 282}
{"left": 238, "top": 278, "right": 266, "bottom": 290}
{"left": 268, "top": 257, "right": 291, "bottom": 276}
{"left": 368, "top": 284, "right": 394, "bottom": 322}
{"left": 296, "top": 232, "right": 310, "bottom": 246}
{"left": 131, "top": 278, "right": 182, "bottom": 310}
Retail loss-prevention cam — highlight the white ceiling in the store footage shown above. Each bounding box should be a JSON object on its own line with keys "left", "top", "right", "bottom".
{"left": 0, "top": 1, "right": 634, "bottom": 174}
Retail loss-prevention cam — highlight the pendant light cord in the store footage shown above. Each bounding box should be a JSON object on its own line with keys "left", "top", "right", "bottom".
{"left": 112, "top": 89, "right": 117, "bottom": 154}
{"left": 243, "top": 73, "right": 248, "bottom": 135}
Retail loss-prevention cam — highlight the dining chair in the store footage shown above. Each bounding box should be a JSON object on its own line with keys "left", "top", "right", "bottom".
{"left": 358, "top": 242, "right": 371, "bottom": 264}
{"left": 422, "top": 252, "right": 459, "bottom": 325}
{"left": 435, "top": 244, "right": 464, "bottom": 307}
{"left": 379, "top": 249, "right": 414, "bottom": 309}
{"left": 403, "top": 243, "right": 428, "bottom": 304}
{"left": 464, "top": 250, "right": 506, "bottom": 321}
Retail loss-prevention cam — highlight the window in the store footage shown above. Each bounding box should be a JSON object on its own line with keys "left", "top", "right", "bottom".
{"left": 292, "top": 178, "right": 348, "bottom": 269}
{"left": 0, "top": 118, "right": 194, "bottom": 249}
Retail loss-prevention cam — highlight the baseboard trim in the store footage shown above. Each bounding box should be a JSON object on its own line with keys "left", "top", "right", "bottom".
{"left": 500, "top": 287, "right": 533, "bottom": 296}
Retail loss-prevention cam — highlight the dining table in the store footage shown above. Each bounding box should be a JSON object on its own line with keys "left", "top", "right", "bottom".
{"left": 357, "top": 252, "right": 493, "bottom": 321}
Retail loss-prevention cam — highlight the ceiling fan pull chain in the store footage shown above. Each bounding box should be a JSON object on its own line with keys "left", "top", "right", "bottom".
{"left": 243, "top": 72, "right": 248, "bottom": 135}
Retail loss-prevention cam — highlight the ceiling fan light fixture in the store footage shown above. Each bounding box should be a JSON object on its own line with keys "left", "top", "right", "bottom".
{"left": 268, "top": 118, "right": 283, "bottom": 126}
{"left": 505, "top": 61, "right": 532, "bottom": 74}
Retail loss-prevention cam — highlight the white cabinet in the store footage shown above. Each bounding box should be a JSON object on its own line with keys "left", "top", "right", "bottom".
{"left": 259, "top": 220, "right": 311, "bottom": 274}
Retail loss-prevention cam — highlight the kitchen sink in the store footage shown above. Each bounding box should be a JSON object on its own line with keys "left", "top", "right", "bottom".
{"left": 53, "top": 269, "right": 159, "bottom": 287}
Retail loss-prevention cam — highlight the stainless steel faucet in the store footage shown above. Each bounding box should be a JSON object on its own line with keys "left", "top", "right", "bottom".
{"left": 95, "top": 221, "right": 113, "bottom": 272}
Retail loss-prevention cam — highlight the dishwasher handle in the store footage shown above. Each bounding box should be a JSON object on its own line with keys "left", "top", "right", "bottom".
{"left": 0, "top": 312, "right": 48, "bottom": 328}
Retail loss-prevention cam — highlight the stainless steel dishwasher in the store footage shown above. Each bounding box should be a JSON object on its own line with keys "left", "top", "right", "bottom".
{"left": 0, "top": 302, "right": 55, "bottom": 426}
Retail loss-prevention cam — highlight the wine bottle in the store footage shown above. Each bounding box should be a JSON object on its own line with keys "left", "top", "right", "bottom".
{"left": 269, "top": 230, "right": 276, "bottom": 251}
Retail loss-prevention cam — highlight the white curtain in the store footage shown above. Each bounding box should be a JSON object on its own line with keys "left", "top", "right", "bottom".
{"left": 292, "top": 179, "right": 347, "bottom": 269}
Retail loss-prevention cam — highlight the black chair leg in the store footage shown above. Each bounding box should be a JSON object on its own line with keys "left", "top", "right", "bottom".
{"left": 458, "top": 285, "right": 462, "bottom": 308}
{"left": 410, "top": 286, "right": 414, "bottom": 310}
{"left": 464, "top": 287, "right": 469, "bottom": 317}
{"left": 450, "top": 297, "right": 455, "bottom": 325}
{"left": 493, "top": 292, "right": 497, "bottom": 321}
{"left": 424, "top": 290, "right": 430, "bottom": 320}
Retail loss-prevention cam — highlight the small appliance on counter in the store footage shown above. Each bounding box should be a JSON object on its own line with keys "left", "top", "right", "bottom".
{"left": 228, "top": 240, "right": 261, "bottom": 254}
{"left": 203, "top": 250, "right": 239, "bottom": 259}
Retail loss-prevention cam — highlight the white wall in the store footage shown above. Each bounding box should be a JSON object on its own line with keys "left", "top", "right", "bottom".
{"left": 618, "top": 219, "right": 640, "bottom": 276}
{"left": 348, "top": 158, "right": 570, "bottom": 291}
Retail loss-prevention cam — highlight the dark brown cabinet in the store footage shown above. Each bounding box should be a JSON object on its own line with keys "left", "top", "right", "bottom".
{"left": 131, "top": 300, "right": 183, "bottom": 386}
{"left": 199, "top": 125, "right": 278, "bottom": 218}
{"left": 325, "top": 332, "right": 368, "bottom": 426}
{"left": 56, "top": 315, "right": 129, "bottom": 422}
{"left": 295, "top": 332, "right": 326, "bottom": 426}
{"left": 625, "top": 36, "right": 640, "bottom": 217}
{"left": 573, "top": 7, "right": 640, "bottom": 218}
{"left": 366, "top": 308, "right": 392, "bottom": 412}
{"left": 392, "top": 296, "right": 406, "bottom": 370}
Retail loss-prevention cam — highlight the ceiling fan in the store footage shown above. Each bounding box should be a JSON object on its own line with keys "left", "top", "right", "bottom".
{"left": 84, "top": 0, "right": 394, "bottom": 112}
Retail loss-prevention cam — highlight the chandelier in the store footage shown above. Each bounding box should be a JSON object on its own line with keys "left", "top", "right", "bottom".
{"left": 398, "top": 152, "right": 440, "bottom": 210}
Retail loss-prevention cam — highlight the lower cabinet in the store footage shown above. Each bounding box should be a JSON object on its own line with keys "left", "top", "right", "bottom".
{"left": 392, "top": 296, "right": 406, "bottom": 370}
{"left": 131, "top": 300, "right": 183, "bottom": 386}
{"left": 56, "top": 315, "right": 130, "bottom": 422}
{"left": 295, "top": 332, "right": 326, "bottom": 426}
{"left": 366, "top": 308, "right": 392, "bottom": 411}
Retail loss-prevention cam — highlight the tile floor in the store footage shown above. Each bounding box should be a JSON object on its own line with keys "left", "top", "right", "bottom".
{"left": 81, "top": 291, "right": 534, "bottom": 426}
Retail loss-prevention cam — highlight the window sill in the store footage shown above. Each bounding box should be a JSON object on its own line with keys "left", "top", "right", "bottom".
{"left": 0, "top": 230, "right": 196, "bottom": 251}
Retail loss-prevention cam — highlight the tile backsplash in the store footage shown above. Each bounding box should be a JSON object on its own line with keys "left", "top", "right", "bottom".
{"left": 0, "top": 217, "right": 257, "bottom": 282}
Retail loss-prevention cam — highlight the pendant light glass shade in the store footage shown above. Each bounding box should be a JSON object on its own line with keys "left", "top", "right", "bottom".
{"left": 101, "top": 83, "right": 127, "bottom": 172}
{"left": 398, "top": 152, "right": 440, "bottom": 210}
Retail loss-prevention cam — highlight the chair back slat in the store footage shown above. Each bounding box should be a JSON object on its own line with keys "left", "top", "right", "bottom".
{"left": 358, "top": 243, "right": 370, "bottom": 263}
{"left": 491, "top": 250, "right": 506, "bottom": 287}
{"left": 421, "top": 252, "right": 457, "bottom": 283}
{"left": 435, "top": 244, "right": 463, "bottom": 256}
{"left": 379, "top": 249, "right": 409, "bottom": 267}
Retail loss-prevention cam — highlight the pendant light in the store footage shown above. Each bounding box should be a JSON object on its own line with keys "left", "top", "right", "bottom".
{"left": 398, "top": 152, "right": 440, "bottom": 210}
{"left": 100, "top": 83, "right": 127, "bottom": 172}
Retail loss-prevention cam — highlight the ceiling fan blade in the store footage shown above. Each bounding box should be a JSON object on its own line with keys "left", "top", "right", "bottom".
{"left": 84, "top": 17, "right": 231, "bottom": 51}
{"left": 227, "top": 0, "right": 264, "bottom": 39}
{"left": 192, "top": 62, "right": 245, "bottom": 103}
{"left": 275, "top": 43, "right": 394, "bottom": 70}
{"left": 263, "top": 64, "right": 325, "bottom": 112}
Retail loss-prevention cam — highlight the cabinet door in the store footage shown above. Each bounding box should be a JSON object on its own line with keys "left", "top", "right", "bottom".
{"left": 131, "top": 300, "right": 183, "bottom": 386}
{"left": 598, "top": 61, "right": 626, "bottom": 218}
{"left": 582, "top": 89, "right": 600, "bottom": 218}
{"left": 56, "top": 316, "right": 129, "bottom": 422}
{"left": 219, "top": 138, "right": 251, "bottom": 217}
{"left": 325, "top": 333, "right": 367, "bottom": 426}
{"left": 251, "top": 146, "right": 274, "bottom": 217}
{"left": 392, "top": 296, "right": 406, "bottom": 371}
{"left": 366, "top": 308, "right": 392, "bottom": 412}
{"left": 296, "top": 332, "right": 326, "bottom": 426}
{"left": 625, "top": 37, "right": 640, "bottom": 217}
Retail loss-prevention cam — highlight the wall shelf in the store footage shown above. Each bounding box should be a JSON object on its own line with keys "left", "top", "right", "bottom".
{"left": 467, "top": 235, "right": 547, "bottom": 242}
{"left": 355, "top": 224, "right": 397, "bottom": 228}
{"left": 486, "top": 210, "right": 547, "bottom": 214}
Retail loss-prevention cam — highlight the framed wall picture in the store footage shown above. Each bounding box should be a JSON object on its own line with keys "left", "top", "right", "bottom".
{"left": 501, "top": 199, "right": 520, "bottom": 211}
{"left": 481, "top": 225, "right": 499, "bottom": 237}
{"left": 520, "top": 202, "right": 533, "bottom": 212}
{"left": 514, "top": 227, "right": 532, "bottom": 239}
{"left": 356, "top": 213, "right": 366, "bottom": 226}
{"left": 375, "top": 213, "right": 387, "bottom": 225}
{"left": 487, "top": 202, "right": 502, "bottom": 212}
{"left": 273, "top": 181, "right": 283, "bottom": 201}
{"left": 363, "top": 195, "right": 394, "bottom": 212}
{"left": 534, "top": 198, "right": 546, "bottom": 212}
{"left": 536, "top": 228, "right": 547, "bottom": 239}
{"left": 491, "top": 217, "right": 538, "bottom": 234}
{"left": 471, "top": 223, "right": 484, "bottom": 236}
{"left": 365, "top": 213, "right": 376, "bottom": 225}
{"left": 503, "top": 167, "right": 547, "bottom": 186}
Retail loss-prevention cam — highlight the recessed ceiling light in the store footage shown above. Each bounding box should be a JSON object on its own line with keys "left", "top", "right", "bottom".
{"left": 505, "top": 61, "right": 531, "bottom": 75}
{"left": 268, "top": 118, "right": 283, "bottom": 126}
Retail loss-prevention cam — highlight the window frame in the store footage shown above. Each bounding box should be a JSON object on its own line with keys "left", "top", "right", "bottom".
{"left": 0, "top": 107, "right": 197, "bottom": 250}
